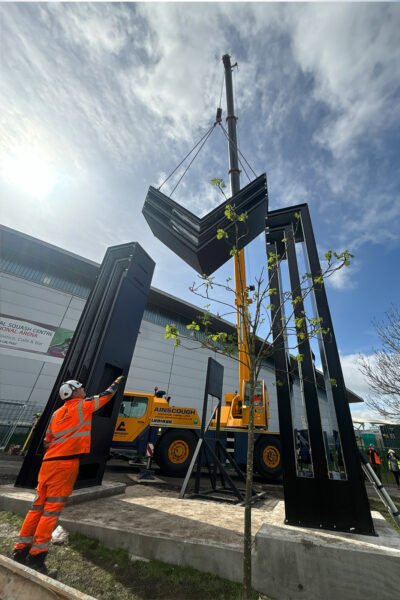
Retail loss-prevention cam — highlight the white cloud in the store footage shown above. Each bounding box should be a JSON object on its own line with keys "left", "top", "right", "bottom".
{"left": 1, "top": 2, "right": 399, "bottom": 303}
{"left": 327, "top": 265, "right": 355, "bottom": 291}
{"left": 288, "top": 4, "right": 400, "bottom": 157}
{"left": 340, "top": 352, "right": 373, "bottom": 399}
{"left": 337, "top": 353, "right": 386, "bottom": 421}
{"left": 350, "top": 404, "right": 383, "bottom": 422}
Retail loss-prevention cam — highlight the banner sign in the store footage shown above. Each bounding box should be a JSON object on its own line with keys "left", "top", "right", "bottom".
{"left": 0, "top": 314, "right": 74, "bottom": 358}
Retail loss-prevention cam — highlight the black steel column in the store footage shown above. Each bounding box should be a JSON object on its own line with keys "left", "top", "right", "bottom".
{"left": 15, "top": 242, "right": 155, "bottom": 489}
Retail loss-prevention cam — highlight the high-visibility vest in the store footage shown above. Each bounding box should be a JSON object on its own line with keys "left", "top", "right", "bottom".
{"left": 388, "top": 457, "right": 400, "bottom": 470}
{"left": 368, "top": 449, "right": 381, "bottom": 465}
{"left": 43, "top": 382, "right": 118, "bottom": 460}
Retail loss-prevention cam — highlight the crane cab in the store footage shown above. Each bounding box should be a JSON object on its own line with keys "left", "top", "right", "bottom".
{"left": 216, "top": 380, "right": 269, "bottom": 429}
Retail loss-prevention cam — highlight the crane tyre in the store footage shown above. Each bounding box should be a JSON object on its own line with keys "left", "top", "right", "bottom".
{"left": 254, "top": 435, "right": 282, "bottom": 480}
{"left": 155, "top": 429, "right": 197, "bottom": 477}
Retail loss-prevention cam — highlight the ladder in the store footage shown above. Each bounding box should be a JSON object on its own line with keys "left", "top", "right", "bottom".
{"left": 359, "top": 449, "right": 400, "bottom": 528}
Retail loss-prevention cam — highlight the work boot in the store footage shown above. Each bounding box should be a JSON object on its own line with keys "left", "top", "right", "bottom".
{"left": 26, "top": 552, "right": 57, "bottom": 578}
{"left": 11, "top": 547, "right": 30, "bottom": 564}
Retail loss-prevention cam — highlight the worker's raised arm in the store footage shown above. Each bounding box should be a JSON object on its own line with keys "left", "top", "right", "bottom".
{"left": 84, "top": 376, "right": 125, "bottom": 414}
{"left": 43, "top": 415, "right": 55, "bottom": 449}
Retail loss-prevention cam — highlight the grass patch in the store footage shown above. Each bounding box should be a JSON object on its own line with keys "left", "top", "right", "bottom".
{"left": 0, "top": 511, "right": 264, "bottom": 600}
{"left": 0, "top": 510, "right": 23, "bottom": 529}
{"left": 369, "top": 498, "right": 400, "bottom": 535}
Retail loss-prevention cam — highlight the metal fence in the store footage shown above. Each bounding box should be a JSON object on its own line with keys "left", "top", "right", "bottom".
{"left": 0, "top": 401, "right": 43, "bottom": 450}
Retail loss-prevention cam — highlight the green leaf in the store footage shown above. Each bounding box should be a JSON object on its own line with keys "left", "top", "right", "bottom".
{"left": 210, "top": 178, "right": 225, "bottom": 187}
{"left": 165, "top": 324, "right": 179, "bottom": 339}
{"left": 217, "top": 229, "right": 228, "bottom": 240}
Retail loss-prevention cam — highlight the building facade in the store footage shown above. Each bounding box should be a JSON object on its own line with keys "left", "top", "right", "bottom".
{"left": 0, "top": 224, "right": 361, "bottom": 450}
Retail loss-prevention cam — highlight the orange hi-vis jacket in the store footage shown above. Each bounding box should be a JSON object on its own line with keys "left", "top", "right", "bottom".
{"left": 43, "top": 381, "right": 119, "bottom": 460}
{"left": 368, "top": 448, "right": 381, "bottom": 465}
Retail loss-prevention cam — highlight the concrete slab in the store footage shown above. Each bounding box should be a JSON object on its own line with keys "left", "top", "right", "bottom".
{"left": 253, "top": 502, "right": 400, "bottom": 600}
{"left": 0, "top": 481, "right": 126, "bottom": 516}
{"left": 0, "top": 554, "right": 97, "bottom": 600}
{"left": 57, "top": 491, "right": 400, "bottom": 600}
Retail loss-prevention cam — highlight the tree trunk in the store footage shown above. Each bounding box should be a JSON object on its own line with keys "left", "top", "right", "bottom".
{"left": 242, "top": 380, "right": 255, "bottom": 599}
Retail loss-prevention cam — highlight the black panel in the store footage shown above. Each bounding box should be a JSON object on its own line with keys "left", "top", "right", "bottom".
{"left": 15, "top": 242, "right": 155, "bottom": 489}
{"left": 143, "top": 174, "right": 268, "bottom": 275}
{"left": 205, "top": 358, "right": 224, "bottom": 400}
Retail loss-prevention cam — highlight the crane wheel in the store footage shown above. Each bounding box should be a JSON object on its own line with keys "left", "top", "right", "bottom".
{"left": 254, "top": 435, "right": 282, "bottom": 480}
{"left": 155, "top": 429, "right": 197, "bottom": 476}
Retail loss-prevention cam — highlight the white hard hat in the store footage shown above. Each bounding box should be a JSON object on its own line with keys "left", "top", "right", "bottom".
{"left": 59, "top": 380, "right": 83, "bottom": 400}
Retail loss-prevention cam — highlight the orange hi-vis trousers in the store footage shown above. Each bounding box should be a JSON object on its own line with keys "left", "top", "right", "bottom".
{"left": 14, "top": 459, "right": 79, "bottom": 555}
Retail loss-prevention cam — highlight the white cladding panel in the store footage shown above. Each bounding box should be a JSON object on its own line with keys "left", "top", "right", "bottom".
{"left": 0, "top": 273, "right": 86, "bottom": 332}
{"left": 1, "top": 274, "right": 71, "bottom": 326}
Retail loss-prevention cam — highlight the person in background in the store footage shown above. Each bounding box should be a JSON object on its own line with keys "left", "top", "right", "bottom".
{"left": 12, "top": 375, "right": 124, "bottom": 575}
{"left": 387, "top": 448, "right": 400, "bottom": 488}
{"left": 368, "top": 444, "right": 382, "bottom": 480}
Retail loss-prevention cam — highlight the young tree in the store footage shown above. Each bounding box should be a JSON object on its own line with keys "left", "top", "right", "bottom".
{"left": 165, "top": 190, "right": 353, "bottom": 599}
{"left": 359, "top": 305, "right": 400, "bottom": 419}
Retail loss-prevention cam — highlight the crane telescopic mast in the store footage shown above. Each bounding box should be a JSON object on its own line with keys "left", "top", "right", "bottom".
{"left": 222, "top": 54, "right": 250, "bottom": 392}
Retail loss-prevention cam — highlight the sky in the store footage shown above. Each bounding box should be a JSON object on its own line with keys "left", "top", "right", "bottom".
{"left": 1, "top": 2, "right": 399, "bottom": 421}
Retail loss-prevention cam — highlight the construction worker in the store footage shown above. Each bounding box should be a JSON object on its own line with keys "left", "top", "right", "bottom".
{"left": 12, "top": 375, "right": 124, "bottom": 575}
{"left": 368, "top": 444, "right": 382, "bottom": 480}
{"left": 387, "top": 449, "right": 400, "bottom": 488}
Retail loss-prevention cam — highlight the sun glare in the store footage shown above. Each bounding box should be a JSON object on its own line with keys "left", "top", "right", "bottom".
{"left": 2, "top": 151, "right": 57, "bottom": 197}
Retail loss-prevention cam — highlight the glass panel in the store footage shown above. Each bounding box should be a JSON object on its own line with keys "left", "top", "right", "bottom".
{"left": 243, "top": 381, "right": 264, "bottom": 406}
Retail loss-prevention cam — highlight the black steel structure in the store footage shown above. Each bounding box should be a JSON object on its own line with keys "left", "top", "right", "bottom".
{"left": 266, "top": 204, "right": 375, "bottom": 534}
{"left": 142, "top": 53, "right": 374, "bottom": 534}
{"left": 15, "top": 242, "right": 155, "bottom": 489}
{"left": 179, "top": 358, "right": 259, "bottom": 503}
{"left": 143, "top": 174, "right": 268, "bottom": 275}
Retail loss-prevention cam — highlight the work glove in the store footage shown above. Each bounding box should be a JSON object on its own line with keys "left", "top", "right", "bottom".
{"left": 115, "top": 376, "right": 125, "bottom": 384}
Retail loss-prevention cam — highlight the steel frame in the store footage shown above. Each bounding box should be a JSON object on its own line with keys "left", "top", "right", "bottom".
{"left": 179, "top": 357, "right": 258, "bottom": 503}
{"left": 266, "top": 204, "right": 375, "bottom": 534}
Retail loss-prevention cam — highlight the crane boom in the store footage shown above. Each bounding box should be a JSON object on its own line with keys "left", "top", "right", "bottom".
{"left": 222, "top": 54, "right": 250, "bottom": 394}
